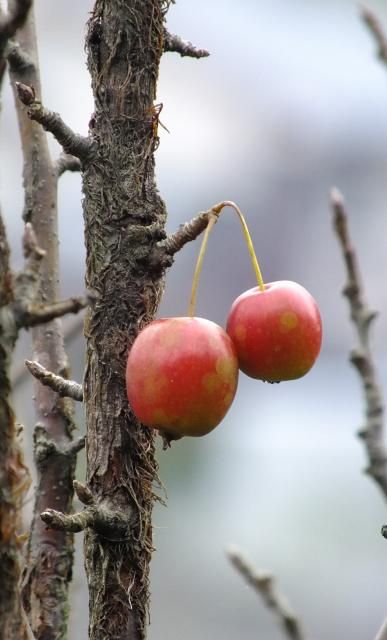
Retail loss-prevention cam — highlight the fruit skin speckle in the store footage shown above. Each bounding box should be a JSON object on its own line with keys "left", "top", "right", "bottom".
{"left": 279, "top": 311, "right": 298, "bottom": 331}
{"left": 226, "top": 280, "right": 322, "bottom": 382}
{"left": 126, "top": 317, "right": 239, "bottom": 437}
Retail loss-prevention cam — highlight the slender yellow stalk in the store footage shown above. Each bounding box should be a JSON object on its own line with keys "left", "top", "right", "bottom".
{"left": 188, "top": 201, "right": 265, "bottom": 317}
{"left": 212, "top": 201, "right": 265, "bottom": 292}
{"left": 188, "top": 213, "right": 218, "bottom": 317}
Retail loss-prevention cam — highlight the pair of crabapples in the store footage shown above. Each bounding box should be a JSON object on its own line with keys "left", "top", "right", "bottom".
{"left": 126, "top": 281, "right": 322, "bottom": 438}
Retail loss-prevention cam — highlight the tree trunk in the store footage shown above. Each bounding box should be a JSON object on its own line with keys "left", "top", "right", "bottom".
{"left": 9, "top": 9, "right": 78, "bottom": 638}
{"left": 82, "top": 1, "right": 167, "bottom": 637}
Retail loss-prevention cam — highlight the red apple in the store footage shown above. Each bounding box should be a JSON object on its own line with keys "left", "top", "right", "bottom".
{"left": 226, "top": 281, "right": 322, "bottom": 382}
{"left": 126, "top": 317, "right": 239, "bottom": 437}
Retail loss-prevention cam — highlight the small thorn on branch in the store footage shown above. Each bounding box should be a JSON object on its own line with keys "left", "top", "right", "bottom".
{"left": 15, "top": 82, "right": 94, "bottom": 161}
{"left": 164, "top": 29, "right": 210, "bottom": 58}
{"left": 65, "top": 436, "right": 85, "bottom": 457}
{"left": 25, "top": 360, "right": 83, "bottom": 401}
{"left": 227, "top": 547, "right": 306, "bottom": 640}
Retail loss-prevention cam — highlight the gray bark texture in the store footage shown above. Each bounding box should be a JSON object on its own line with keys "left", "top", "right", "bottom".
{"left": 8, "top": 8, "right": 79, "bottom": 639}
{"left": 82, "top": 1, "right": 168, "bottom": 638}
{"left": 0, "top": 215, "right": 31, "bottom": 640}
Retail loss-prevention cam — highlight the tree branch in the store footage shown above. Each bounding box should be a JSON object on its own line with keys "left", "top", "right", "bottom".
{"left": 15, "top": 81, "right": 94, "bottom": 161}
{"left": 331, "top": 188, "right": 387, "bottom": 498}
{"left": 361, "top": 6, "right": 387, "bottom": 64}
{"left": 163, "top": 29, "right": 209, "bottom": 58}
{"left": 25, "top": 359, "right": 83, "bottom": 401}
{"left": 12, "top": 315, "right": 85, "bottom": 388}
{"left": 0, "top": 212, "right": 32, "bottom": 640}
{"left": 0, "top": 0, "right": 32, "bottom": 47}
{"left": 55, "top": 153, "right": 82, "bottom": 177}
{"left": 150, "top": 208, "right": 217, "bottom": 269}
{"left": 5, "top": 38, "right": 34, "bottom": 71}
{"left": 227, "top": 547, "right": 306, "bottom": 640}
{"left": 41, "top": 482, "right": 132, "bottom": 541}
{"left": 15, "top": 294, "right": 90, "bottom": 328}
{"left": 9, "top": 8, "right": 84, "bottom": 637}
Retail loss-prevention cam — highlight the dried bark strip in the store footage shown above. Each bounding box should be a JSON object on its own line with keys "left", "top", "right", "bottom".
{"left": 9, "top": 7, "right": 82, "bottom": 639}
{"left": 81, "top": 1, "right": 169, "bottom": 637}
{"left": 331, "top": 188, "right": 387, "bottom": 497}
{"left": 227, "top": 547, "right": 306, "bottom": 640}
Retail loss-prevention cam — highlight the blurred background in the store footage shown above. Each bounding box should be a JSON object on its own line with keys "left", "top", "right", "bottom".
{"left": 2, "top": 0, "right": 387, "bottom": 638}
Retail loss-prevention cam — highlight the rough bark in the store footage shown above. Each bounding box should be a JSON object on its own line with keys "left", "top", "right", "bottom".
{"left": 0, "top": 2, "right": 32, "bottom": 637}
{"left": 9, "top": 8, "right": 79, "bottom": 639}
{"left": 0, "top": 214, "right": 31, "bottom": 640}
{"left": 82, "top": 1, "right": 167, "bottom": 638}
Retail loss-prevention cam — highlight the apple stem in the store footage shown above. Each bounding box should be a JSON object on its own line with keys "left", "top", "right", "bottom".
{"left": 188, "top": 201, "right": 265, "bottom": 317}
{"left": 188, "top": 212, "right": 218, "bottom": 317}
{"left": 212, "top": 201, "right": 265, "bottom": 292}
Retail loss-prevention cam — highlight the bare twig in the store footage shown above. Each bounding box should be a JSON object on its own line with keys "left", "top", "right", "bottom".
{"left": 41, "top": 507, "right": 95, "bottom": 533}
{"left": 41, "top": 482, "right": 131, "bottom": 541}
{"left": 5, "top": 38, "right": 33, "bottom": 71}
{"left": 15, "top": 294, "right": 90, "bottom": 328}
{"left": 150, "top": 208, "right": 217, "bottom": 269}
{"left": 163, "top": 29, "right": 209, "bottom": 58}
{"left": 362, "top": 6, "right": 387, "bottom": 64}
{"left": 227, "top": 547, "right": 306, "bottom": 640}
{"left": 15, "top": 81, "right": 93, "bottom": 161}
{"left": 331, "top": 188, "right": 387, "bottom": 497}
{"left": 12, "top": 314, "right": 85, "bottom": 388}
{"left": 55, "top": 153, "right": 82, "bottom": 177}
{"left": 25, "top": 359, "right": 83, "bottom": 401}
